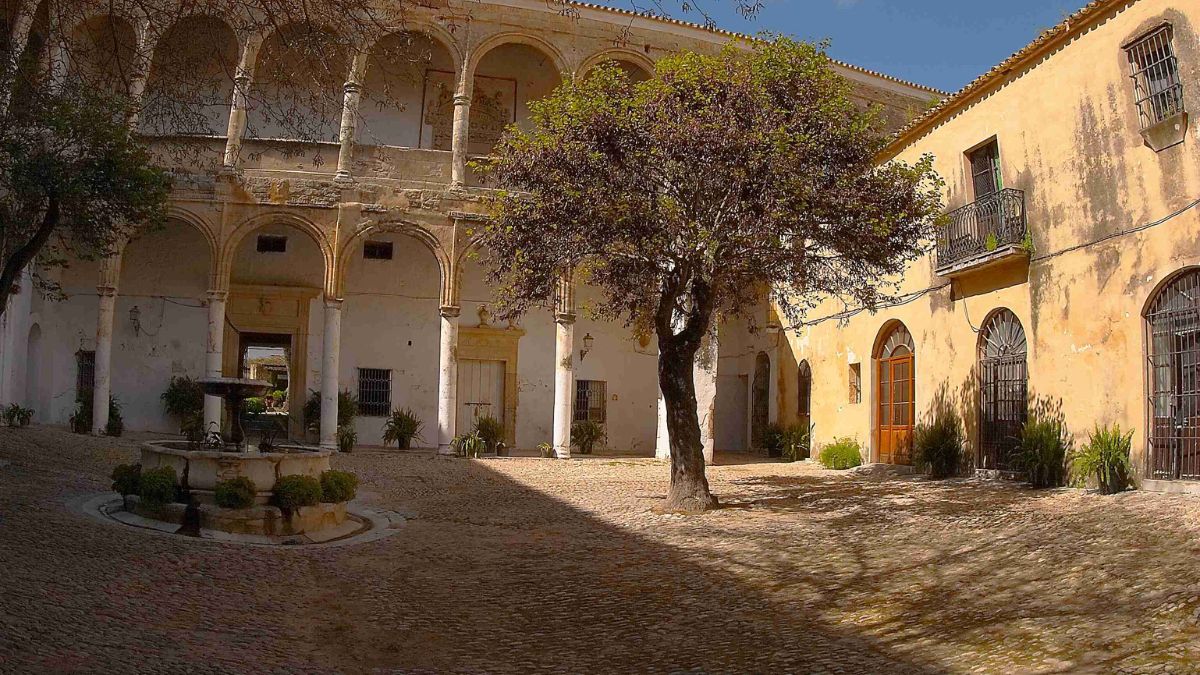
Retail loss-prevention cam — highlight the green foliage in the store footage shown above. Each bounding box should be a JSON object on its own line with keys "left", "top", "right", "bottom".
{"left": 475, "top": 416, "right": 504, "bottom": 453}
{"left": 452, "top": 432, "right": 487, "bottom": 458}
{"left": 272, "top": 389, "right": 288, "bottom": 402}
{"left": 243, "top": 397, "right": 266, "bottom": 415}
{"left": 213, "top": 476, "right": 257, "bottom": 509}
{"left": 3, "top": 403, "right": 33, "bottom": 427}
{"left": 984, "top": 232, "right": 999, "bottom": 252}
{"left": 319, "top": 470, "right": 359, "bottom": 503}
{"left": 337, "top": 424, "right": 357, "bottom": 453}
{"left": 1070, "top": 424, "right": 1134, "bottom": 494}
{"left": 1020, "top": 231, "right": 1036, "bottom": 255}
{"left": 1015, "top": 414, "right": 1072, "bottom": 488}
{"left": 780, "top": 424, "right": 813, "bottom": 462}
{"left": 137, "top": 466, "right": 178, "bottom": 507}
{"left": 762, "top": 423, "right": 786, "bottom": 457}
{"left": 0, "top": 82, "right": 170, "bottom": 318}
{"left": 382, "top": 407, "right": 423, "bottom": 449}
{"left": 161, "top": 376, "right": 204, "bottom": 423}
{"left": 571, "top": 420, "right": 604, "bottom": 455}
{"left": 74, "top": 393, "right": 123, "bottom": 436}
{"left": 913, "top": 405, "right": 966, "bottom": 479}
{"left": 273, "top": 475, "right": 322, "bottom": 510}
{"left": 303, "top": 389, "right": 358, "bottom": 432}
{"left": 110, "top": 463, "right": 141, "bottom": 497}
{"left": 537, "top": 442, "right": 556, "bottom": 459}
{"left": 819, "top": 438, "right": 864, "bottom": 470}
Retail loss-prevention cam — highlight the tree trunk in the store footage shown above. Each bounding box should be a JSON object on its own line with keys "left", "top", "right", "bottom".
{"left": 658, "top": 335, "right": 718, "bottom": 512}
{"left": 0, "top": 197, "right": 59, "bottom": 320}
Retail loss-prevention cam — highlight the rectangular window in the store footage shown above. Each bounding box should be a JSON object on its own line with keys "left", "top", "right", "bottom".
{"left": 357, "top": 368, "right": 391, "bottom": 417}
{"left": 574, "top": 380, "right": 607, "bottom": 424}
{"left": 1126, "top": 26, "right": 1184, "bottom": 129}
{"left": 968, "top": 140, "right": 1001, "bottom": 200}
{"left": 848, "top": 363, "right": 862, "bottom": 405}
{"left": 363, "top": 240, "right": 394, "bottom": 260}
{"left": 256, "top": 234, "right": 288, "bottom": 253}
{"left": 76, "top": 350, "right": 95, "bottom": 401}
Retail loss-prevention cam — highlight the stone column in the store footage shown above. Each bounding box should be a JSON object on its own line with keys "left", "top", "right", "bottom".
{"left": 320, "top": 298, "right": 342, "bottom": 450}
{"left": 203, "top": 290, "right": 227, "bottom": 433}
{"left": 123, "top": 17, "right": 156, "bottom": 130}
{"left": 552, "top": 312, "right": 576, "bottom": 460}
{"left": 436, "top": 305, "right": 460, "bottom": 454}
{"left": 92, "top": 285, "right": 118, "bottom": 435}
{"left": 334, "top": 51, "right": 369, "bottom": 183}
{"left": 450, "top": 66, "right": 472, "bottom": 186}
{"left": 222, "top": 34, "right": 263, "bottom": 170}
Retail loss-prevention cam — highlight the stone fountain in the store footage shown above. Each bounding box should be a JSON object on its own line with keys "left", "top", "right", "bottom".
{"left": 197, "top": 376, "right": 272, "bottom": 450}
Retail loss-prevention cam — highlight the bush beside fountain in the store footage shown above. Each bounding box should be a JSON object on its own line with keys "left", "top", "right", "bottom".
{"left": 110, "top": 461, "right": 361, "bottom": 542}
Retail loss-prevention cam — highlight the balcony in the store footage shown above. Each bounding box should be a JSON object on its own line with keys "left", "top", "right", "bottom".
{"left": 936, "top": 188, "right": 1029, "bottom": 277}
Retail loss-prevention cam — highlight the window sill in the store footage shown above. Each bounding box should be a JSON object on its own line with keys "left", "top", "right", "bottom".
{"left": 1141, "top": 111, "right": 1188, "bottom": 151}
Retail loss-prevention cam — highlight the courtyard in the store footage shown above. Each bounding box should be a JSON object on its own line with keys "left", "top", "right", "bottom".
{"left": 0, "top": 427, "right": 1197, "bottom": 673}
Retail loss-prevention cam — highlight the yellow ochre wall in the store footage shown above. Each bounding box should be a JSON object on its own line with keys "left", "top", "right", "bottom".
{"left": 779, "top": 0, "right": 1200, "bottom": 475}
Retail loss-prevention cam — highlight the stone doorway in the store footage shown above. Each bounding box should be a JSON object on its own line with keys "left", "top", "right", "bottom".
{"left": 751, "top": 351, "right": 771, "bottom": 454}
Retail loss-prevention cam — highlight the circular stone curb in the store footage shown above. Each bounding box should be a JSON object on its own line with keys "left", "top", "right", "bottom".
{"left": 71, "top": 493, "right": 403, "bottom": 549}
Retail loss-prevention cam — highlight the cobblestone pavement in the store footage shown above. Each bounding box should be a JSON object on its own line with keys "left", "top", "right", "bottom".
{"left": 2, "top": 427, "right": 1200, "bottom": 674}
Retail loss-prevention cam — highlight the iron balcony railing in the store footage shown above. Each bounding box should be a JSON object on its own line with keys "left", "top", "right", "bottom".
{"left": 937, "top": 188, "right": 1027, "bottom": 272}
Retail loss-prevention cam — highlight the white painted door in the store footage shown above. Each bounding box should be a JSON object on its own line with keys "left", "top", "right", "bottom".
{"left": 457, "top": 359, "right": 505, "bottom": 434}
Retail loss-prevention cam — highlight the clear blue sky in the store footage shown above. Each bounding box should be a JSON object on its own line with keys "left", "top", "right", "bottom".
{"left": 600, "top": 0, "right": 1084, "bottom": 92}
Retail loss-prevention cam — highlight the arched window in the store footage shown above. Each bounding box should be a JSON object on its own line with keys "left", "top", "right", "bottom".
{"left": 978, "top": 309, "right": 1028, "bottom": 470}
{"left": 797, "top": 360, "right": 812, "bottom": 421}
{"left": 1146, "top": 269, "right": 1200, "bottom": 481}
{"left": 875, "top": 322, "right": 915, "bottom": 465}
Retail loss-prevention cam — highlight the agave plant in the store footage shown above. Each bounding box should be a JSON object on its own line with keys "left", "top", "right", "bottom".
{"left": 382, "top": 407, "right": 424, "bottom": 449}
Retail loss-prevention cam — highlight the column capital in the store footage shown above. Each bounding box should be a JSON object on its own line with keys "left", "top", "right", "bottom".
{"left": 440, "top": 304, "right": 461, "bottom": 319}
{"left": 324, "top": 297, "right": 344, "bottom": 310}
{"left": 205, "top": 289, "right": 228, "bottom": 303}
{"left": 96, "top": 284, "right": 118, "bottom": 298}
{"left": 554, "top": 310, "right": 576, "bottom": 325}
{"left": 344, "top": 80, "right": 362, "bottom": 95}
{"left": 453, "top": 94, "right": 471, "bottom": 107}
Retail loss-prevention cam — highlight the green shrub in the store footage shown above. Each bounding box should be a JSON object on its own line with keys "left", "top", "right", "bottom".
{"left": 244, "top": 397, "right": 266, "bottom": 415}
{"left": 70, "top": 393, "right": 122, "bottom": 435}
{"left": 452, "top": 432, "right": 487, "bottom": 458}
{"left": 913, "top": 407, "right": 966, "bottom": 479}
{"left": 110, "top": 463, "right": 141, "bottom": 497}
{"left": 137, "top": 466, "right": 178, "bottom": 507}
{"left": 320, "top": 470, "right": 359, "bottom": 503}
{"left": 1014, "top": 415, "right": 1072, "bottom": 488}
{"left": 780, "top": 424, "right": 813, "bottom": 462}
{"left": 272, "top": 389, "right": 288, "bottom": 402}
{"left": 303, "top": 389, "right": 359, "bottom": 432}
{"left": 537, "top": 442, "right": 556, "bottom": 458}
{"left": 762, "top": 423, "right": 786, "bottom": 457}
{"left": 819, "top": 438, "right": 863, "bottom": 470}
{"left": 273, "top": 475, "right": 323, "bottom": 510}
{"left": 476, "top": 416, "right": 504, "bottom": 453}
{"left": 161, "top": 376, "right": 204, "bottom": 425}
{"left": 337, "top": 424, "right": 357, "bottom": 453}
{"left": 1070, "top": 424, "right": 1134, "bottom": 494}
{"left": 571, "top": 420, "right": 604, "bottom": 455}
{"left": 214, "top": 476, "right": 257, "bottom": 509}
{"left": 3, "top": 403, "right": 33, "bottom": 427}
{"left": 382, "top": 407, "right": 423, "bottom": 449}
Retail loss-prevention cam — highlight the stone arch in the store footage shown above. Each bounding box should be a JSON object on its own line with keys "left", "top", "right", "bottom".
{"left": 245, "top": 21, "right": 349, "bottom": 142}
{"left": 120, "top": 207, "right": 222, "bottom": 290}
{"left": 141, "top": 13, "right": 238, "bottom": 136}
{"left": 64, "top": 12, "right": 141, "bottom": 96}
{"left": 467, "top": 31, "right": 568, "bottom": 82}
{"left": 577, "top": 48, "right": 654, "bottom": 80}
{"left": 220, "top": 211, "right": 335, "bottom": 296}
{"left": 337, "top": 219, "right": 451, "bottom": 304}
{"left": 363, "top": 21, "right": 463, "bottom": 76}
{"left": 359, "top": 28, "right": 460, "bottom": 149}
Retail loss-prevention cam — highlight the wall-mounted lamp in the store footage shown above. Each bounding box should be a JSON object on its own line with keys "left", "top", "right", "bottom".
{"left": 580, "top": 332, "right": 595, "bottom": 361}
{"left": 129, "top": 305, "right": 142, "bottom": 337}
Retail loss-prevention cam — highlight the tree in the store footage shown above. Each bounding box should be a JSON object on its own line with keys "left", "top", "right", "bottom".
{"left": 477, "top": 38, "right": 944, "bottom": 512}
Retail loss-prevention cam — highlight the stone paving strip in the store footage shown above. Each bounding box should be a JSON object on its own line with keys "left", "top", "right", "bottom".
{"left": 1, "top": 427, "right": 1198, "bottom": 673}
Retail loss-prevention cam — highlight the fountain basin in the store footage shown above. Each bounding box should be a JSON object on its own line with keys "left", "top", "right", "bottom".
{"left": 125, "top": 496, "right": 353, "bottom": 541}
{"left": 141, "top": 440, "right": 331, "bottom": 505}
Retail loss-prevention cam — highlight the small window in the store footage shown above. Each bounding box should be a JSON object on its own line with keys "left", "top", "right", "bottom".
{"left": 76, "top": 350, "right": 95, "bottom": 402}
{"left": 363, "top": 240, "right": 393, "bottom": 260}
{"left": 797, "top": 360, "right": 812, "bottom": 419}
{"left": 357, "top": 368, "right": 391, "bottom": 417}
{"left": 848, "top": 363, "right": 862, "bottom": 405}
{"left": 1126, "top": 25, "right": 1184, "bottom": 129}
{"left": 256, "top": 234, "right": 287, "bottom": 253}
{"left": 967, "top": 140, "right": 1001, "bottom": 200}
{"left": 574, "top": 380, "right": 607, "bottom": 424}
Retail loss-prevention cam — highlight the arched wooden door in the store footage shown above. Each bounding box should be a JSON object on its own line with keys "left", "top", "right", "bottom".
{"left": 875, "top": 323, "right": 915, "bottom": 465}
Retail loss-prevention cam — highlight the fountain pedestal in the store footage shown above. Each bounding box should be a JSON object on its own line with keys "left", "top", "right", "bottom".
{"left": 198, "top": 377, "right": 272, "bottom": 450}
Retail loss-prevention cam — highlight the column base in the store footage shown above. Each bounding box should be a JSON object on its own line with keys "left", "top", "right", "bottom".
{"left": 554, "top": 446, "right": 571, "bottom": 460}
{"left": 437, "top": 444, "right": 456, "bottom": 456}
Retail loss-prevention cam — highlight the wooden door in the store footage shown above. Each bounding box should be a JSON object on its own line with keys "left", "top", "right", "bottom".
{"left": 877, "top": 353, "right": 914, "bottom": 464}
{"left": 457, "top": 359, "right": 506, "bottom": 435}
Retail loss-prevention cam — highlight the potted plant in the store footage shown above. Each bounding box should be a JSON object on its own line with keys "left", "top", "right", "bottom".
{"left": 161, "top": 375, "right": 204, "bottom": 434}
{"left": 382, "top": 407, "right": 424, "bottom": 449}
{"left": 571, "top": 420, "right": 604, "bottom": 455}
{"left": 1070, "top": 424, "right": 1134, "bottom": 494}
{"left": 475, "top": 416, "right": 504, "bottom": 455}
